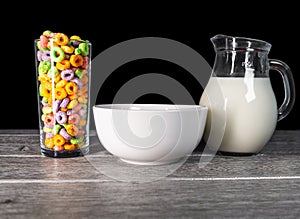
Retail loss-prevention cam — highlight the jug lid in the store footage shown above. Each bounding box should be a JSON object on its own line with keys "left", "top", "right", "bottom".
{"left": 211, "top": 34, "right": 271, "bottom": 52}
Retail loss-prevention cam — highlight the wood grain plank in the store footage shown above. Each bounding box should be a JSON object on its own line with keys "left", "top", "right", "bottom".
{"left": 0, "top": 154, "right": 299, "bottom": 181}
{"left": 0, "top": 130, "right": 300, "bottom": 156}
{"left": 0, "top": 180, "right": 299, "bottom": 218}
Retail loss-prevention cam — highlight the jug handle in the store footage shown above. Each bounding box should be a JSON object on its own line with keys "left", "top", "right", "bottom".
{"left": 269, "top": 59, "right": 296, "bottom": 121}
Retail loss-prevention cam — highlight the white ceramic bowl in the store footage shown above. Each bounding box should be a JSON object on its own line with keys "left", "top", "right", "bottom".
{"left": 93, "top": 104, "right": 207, "bottom": 165}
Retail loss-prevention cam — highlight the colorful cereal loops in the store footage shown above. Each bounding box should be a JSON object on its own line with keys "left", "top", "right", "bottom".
{"left": 36, "top": 30, "right": 90, "bottom": 155}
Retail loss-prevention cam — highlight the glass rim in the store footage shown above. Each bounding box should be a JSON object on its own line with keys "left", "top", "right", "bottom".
{"left": 211, "top": 34, "right": 271, "bottom": 52}
{"left": 34, "top": 38, "right": 92, "bottom": 45}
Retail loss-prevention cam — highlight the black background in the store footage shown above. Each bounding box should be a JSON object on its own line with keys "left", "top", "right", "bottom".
{"left": 1, "top": 3, "right": 299, "bottom": 130}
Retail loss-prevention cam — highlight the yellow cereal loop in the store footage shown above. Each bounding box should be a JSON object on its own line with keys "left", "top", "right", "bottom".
{"left": 67, "top": 99, "right": 78, "bottom": 109}
{"left": 61, "top": 45, "right": 74, "bottom": 54}
{"left": 78, "top": 97, "right": 87, "bottom": 104}
{"left": 56, "top": 80, "right": 68, "bottom": 88}
{"left": 70, "top": 35, "right": 81, "bottom": 40}
{"left": 56, "top": 60, "right": 71, "bottom": 70}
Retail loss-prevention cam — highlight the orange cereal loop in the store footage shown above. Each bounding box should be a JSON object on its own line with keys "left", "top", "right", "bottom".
{"left": 55, "top": 87, "right": 67, "bottom": 100}
{"left": 64, "top": 144, "right": 76, "bottom": 150}
{"left": 60, "top": 107, "right": 68, "bottom": 112}
{"left": 47, "top": 41, "right": 58, "bottom": 49}
{"left": 81, "top": 75, "right": 88, "bottom": 84}
{"left": 56, "top": 60, "right": 71, "bottom": 70}
{"left": 79, "top": 119, "right": 86, "bottom": 126}
{"left": 70, "top": 55, "right": 83, "bottom": 67}
{"left": 54, "top": 134, "right": 66, "bottom": 146}
{"left": 66, "top": 124, "right": 79, "bottom": 136}
{"left": 48, "top": 93, "right": 53, "bottom": 105}
{"left": 61, "top": 45, "right": 74, "bottom": 54}
{"left": 82, "top": 93, "right": 88, "bottom": 99}
{"left": 55, "top": 33, "right": 69, "bottom": 46}
{"left": 69, "top": 94, "right": 78, "bottom": 100}
{"left": 56, "top": 80, "right": 68, "bottom": 88}
{"left": 65, "top": 82, "right": 78, "bottom": 95}
{"left": 77, "top": 86, "right": 88, "bottom": 96}
{"left": 45, "top": 138, "right": 54, "bottom": 149}
{"left": 80, "top": 86, "right": 88, "bottom": 93}
{"left": 54, "top": 74, "right": 61, "bottom": 83}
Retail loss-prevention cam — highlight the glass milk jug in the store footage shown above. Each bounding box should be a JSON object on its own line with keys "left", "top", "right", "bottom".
{"left": 200, "top": 34, "right": 295, "bottom": 155}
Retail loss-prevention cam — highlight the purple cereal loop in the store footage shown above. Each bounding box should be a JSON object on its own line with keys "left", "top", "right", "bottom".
{"left": 41, "top": 101, "right": 49, "bottom": 106}
{"left": 61, "top": 69, "right": 74, "bottom": 81}
{"left": 53, "top": 100, "right": 62, "bottom": 113}
{"left": 45, "top": 132, "right": 54, "bottom": 139}
{"left": 42, "top": 51, "right": 51, "bottom": 62}
{"left": 79, "top": 109, "right": 86, "bottom": 117}
{"left": 55, "top": 111, "right": 67, "bottom": 124}
{"left": 37, "top": 50, "right": 43, "bottom": 61}
{"left": 59, "top": 128, "right": 71, "bottom": 140}
{"left": 71, "top": 40, "right": 80, "bottom": 47}
{"left": 60, "top": 98, "right": 70, "bottom": 108}
{"left": 44, "top": 123, "right": 53, "bottom": 128}
{"left": 67, "top": 110, "right": 73, "bottom": 116}
{"left": 71, "top": 78, "right": 82, "bottom": 88}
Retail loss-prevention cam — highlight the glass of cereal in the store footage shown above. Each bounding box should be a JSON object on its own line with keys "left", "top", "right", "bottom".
{"left": 34, "top": 30, "right": 91, "bottom": 158}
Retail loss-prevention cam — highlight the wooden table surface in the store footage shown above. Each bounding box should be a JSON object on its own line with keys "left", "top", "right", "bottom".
{"left": 0, "top": 129, "right": 299, "bottom": 218}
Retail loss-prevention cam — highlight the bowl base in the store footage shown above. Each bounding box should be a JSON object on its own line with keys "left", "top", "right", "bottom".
{"left": 119, "top": 157, "right": 184, "bottom": 166}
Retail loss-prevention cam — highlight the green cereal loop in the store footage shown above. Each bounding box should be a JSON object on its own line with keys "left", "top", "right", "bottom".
{"left": 43, "top": 127, "right": 52, "bottom": 133}
{"left": 82, "top": 104, "right": 87, "bottom": 110}
{"left": 62, "top": 123, "right": 69, "bottom": 129}
{"left": 43, "top": 30, "right": 52, "bottom": 36}
{"left": 42, "top": 114, "right": 47, "bottom": 121}
{"left": 75, "top": 48, "right": 82, "bottom": 55}
{"left": 70, "top": 136, "right": 84, "bottom": 144}
{"left": 39, "top": 84, "right": 44, "bottom": 96}
{"left": 78, "top": 43, "right": 89, "bottom": 56}
{"left": 38, "top": 61, "right": 51, "bottom": 75}
{"left": 50, "top": 46, "right": 65, "bottom": 62}
{"left": 75, "top": 69, "right": 83, "bottom": 78}
{"left": 48, "top": 66, "right": 59, "bottom": 78}
{"left": 42, "top": 97, "right": 48, "bottom": 103}
{"left": 52, "top": 124, "right": 61, "bottom": 135}
{"left": 42, "top": 106, "right": 52, "bottom": 114}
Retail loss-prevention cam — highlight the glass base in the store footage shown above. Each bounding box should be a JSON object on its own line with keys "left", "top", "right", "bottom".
{"left": 41, "top": 146, "right": 89, "bottom": 158}
{"left": 217, "top": 151, "right": 256, "bottom": 156}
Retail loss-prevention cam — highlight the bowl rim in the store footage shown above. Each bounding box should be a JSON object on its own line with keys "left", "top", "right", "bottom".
{"left": 93, "top": 104, "right": 208, "bottom": 112}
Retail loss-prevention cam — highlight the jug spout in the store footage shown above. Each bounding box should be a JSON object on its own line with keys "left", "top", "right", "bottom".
{"left": 211, "top": 34, "right": 272, "bottom": 52}
{"left": 210, "top": 34, "right": 272, "bottom": 77}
